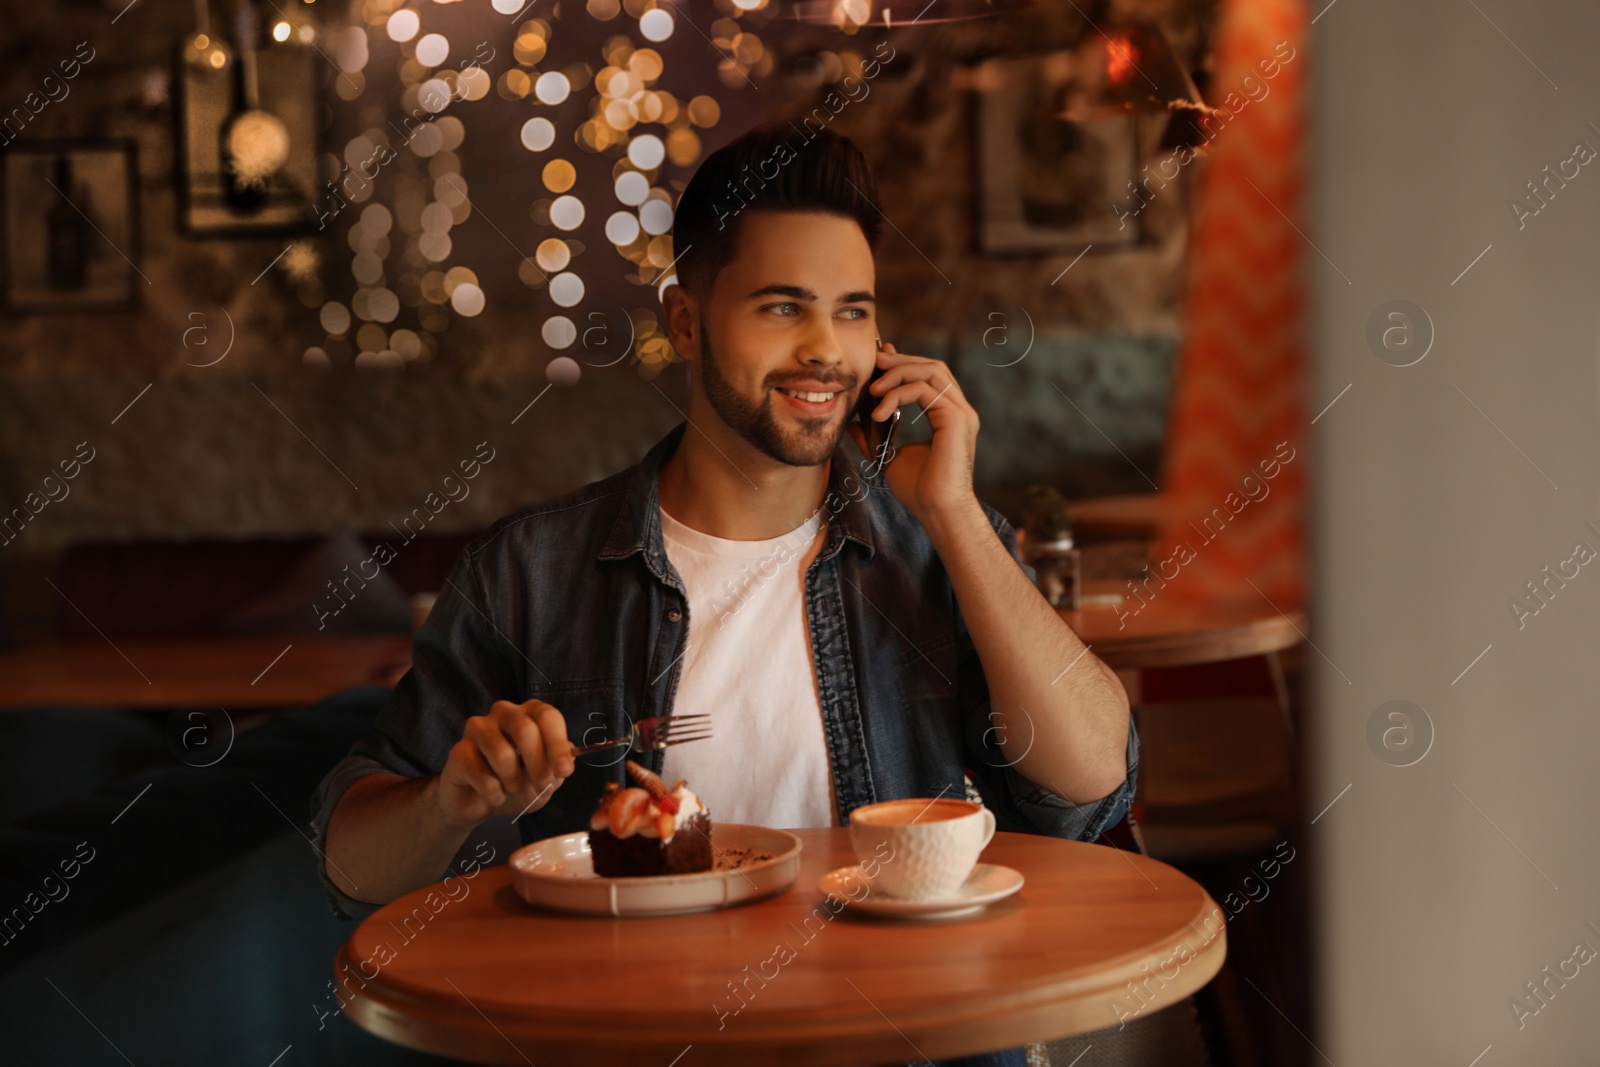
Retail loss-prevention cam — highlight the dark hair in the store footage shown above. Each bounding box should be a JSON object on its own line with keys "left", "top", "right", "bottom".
{"left": 670, "top": 121, "right": 883, "bottom": 299}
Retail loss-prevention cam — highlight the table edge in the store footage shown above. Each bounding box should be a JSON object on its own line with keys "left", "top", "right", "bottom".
{"left": 334, "top": 883, "right": 1228, "bottom": 1066}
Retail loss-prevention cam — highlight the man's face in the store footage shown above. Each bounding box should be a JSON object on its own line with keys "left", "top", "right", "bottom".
{"left": 690, "top": 210, "right": 877, "bottom": 467}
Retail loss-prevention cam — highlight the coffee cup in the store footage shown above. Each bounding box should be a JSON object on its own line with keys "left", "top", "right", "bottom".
{"left": 847, "top": 797, "right": 996, "bottom": 901}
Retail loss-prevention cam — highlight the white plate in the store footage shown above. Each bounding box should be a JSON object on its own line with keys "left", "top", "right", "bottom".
{"left": 817, "top": 863, "right": 1024, "bottom": 919}
{"left": 510, "top": 823, "right": 803, "bottom": 917}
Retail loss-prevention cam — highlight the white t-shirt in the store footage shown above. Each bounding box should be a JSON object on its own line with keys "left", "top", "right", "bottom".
{"left": 657, "top": 502, "right": 838, "bottom": 829}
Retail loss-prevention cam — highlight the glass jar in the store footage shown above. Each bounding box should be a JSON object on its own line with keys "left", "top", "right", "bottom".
{"left": 1022, "top": 534, "right": 1082, "bottom": 610}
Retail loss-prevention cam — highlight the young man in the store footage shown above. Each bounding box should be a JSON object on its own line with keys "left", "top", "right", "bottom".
{"left": 311, "top": 123, "right": 1137, "bottom": 1063}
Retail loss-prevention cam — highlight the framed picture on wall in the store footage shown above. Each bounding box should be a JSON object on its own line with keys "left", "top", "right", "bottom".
{"left": 176, "top": 24, "right": 319, "bottom": 235}
{"left": 974, "top": 55, "right": 1142, "bottom": 254}
{"left": 2, "top": 140, "right": 141, "bottom": 312}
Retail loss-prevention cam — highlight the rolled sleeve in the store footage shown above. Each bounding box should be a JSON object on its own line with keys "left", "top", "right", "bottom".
{"left": 998, "top": 721, "right": 1139, "bottom": 841}
{"left": 960, "top": 501, "right": 1140, "bottom": 842}
{"left": 308, "top": 754, "right": 403, "bottom": 922}
{"left": 307, "top": 548, "right": 524, "bottom": 921}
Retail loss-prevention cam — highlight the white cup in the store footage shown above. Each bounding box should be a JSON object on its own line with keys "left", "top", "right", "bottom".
{"left": 848, "top": 797, "right": 997, "bottom": 901}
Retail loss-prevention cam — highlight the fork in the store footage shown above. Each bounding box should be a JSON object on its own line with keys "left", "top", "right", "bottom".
{"left": 569, "top": 713, "right": 712, "bottom": 757}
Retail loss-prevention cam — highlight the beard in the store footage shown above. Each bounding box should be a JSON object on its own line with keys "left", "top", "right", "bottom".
{"left": 697, "top": 309, "right": 854, "bottom": 467}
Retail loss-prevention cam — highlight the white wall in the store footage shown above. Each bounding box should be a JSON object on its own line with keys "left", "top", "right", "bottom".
{"left": 1313, "top": 1, "right": 1600, "bottom": 1063}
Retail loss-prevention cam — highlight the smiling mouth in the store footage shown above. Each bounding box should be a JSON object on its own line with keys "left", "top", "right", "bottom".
{"left": 775, "top": 386, "right": 842, "bottom": 403}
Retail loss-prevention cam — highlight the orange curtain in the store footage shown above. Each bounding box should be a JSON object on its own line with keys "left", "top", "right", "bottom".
{"left": 1153, "top": 0, "right": 1309, "bottom": 609}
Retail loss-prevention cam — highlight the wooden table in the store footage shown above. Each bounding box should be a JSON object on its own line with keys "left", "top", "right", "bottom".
{"left": 1062, "top": 579, "right": 1306, "bottom": 670}
{"left": 1064, "top": 493, "right": 1162, "bottom": 542}
{"left": 0, "top": 635, "right": 412, "bottom": 710}
{"left": 334, "top": 828, "right": 1225, "bottom": 1066}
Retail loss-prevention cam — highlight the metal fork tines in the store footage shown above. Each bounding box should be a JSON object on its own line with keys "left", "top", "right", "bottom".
{"left": 570, "top": 713, "right": 712, "bottom": 757}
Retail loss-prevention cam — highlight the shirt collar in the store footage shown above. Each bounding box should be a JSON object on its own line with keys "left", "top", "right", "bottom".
{"left": 598, "top": 420, "right": 879, "bottom": 570}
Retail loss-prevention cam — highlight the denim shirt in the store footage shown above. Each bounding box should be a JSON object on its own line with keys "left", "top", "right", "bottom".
{"left": 309, "top": 420, "right": 1138, "bottom": 920}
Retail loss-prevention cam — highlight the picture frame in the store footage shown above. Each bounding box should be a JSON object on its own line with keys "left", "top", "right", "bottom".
{"left": 2, "top": 139, "right": 141, "bottom": 312}
{"left": 974, "top": 54, "right": 1142, "bottom": 254}
{"left": 176, "top": 35, "right": 319, "bottom": 235}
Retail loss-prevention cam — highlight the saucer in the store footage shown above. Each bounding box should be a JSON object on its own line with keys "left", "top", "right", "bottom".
{"left": 817, "top": 863, "right": 1024, "bottom": 919}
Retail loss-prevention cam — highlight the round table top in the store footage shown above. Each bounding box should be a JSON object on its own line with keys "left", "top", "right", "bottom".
{"left": 334, "top": 828, "right": 1226, "bottom": 1066}
{"left": 1062, "top": 580, "right": 1306, "bottom": 670}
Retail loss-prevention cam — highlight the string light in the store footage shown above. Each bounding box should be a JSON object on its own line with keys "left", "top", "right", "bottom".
{"left": 315, "top": 1, "right": 753, "bottom": 375}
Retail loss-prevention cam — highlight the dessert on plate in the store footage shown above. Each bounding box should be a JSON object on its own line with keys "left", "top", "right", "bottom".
{"left": 587, "top": 760, "right": 712, "bottom": 877}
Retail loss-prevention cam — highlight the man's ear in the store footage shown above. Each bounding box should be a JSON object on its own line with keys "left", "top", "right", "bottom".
{"left": 660, "top": 283, "right": 700, "bottom": 365}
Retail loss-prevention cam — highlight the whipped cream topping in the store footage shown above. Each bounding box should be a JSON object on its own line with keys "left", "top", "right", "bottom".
{"left": 590, "top": 784, "right": 705, "bottom": 841}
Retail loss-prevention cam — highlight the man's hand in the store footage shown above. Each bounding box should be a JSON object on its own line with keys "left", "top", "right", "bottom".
{"left": 846, "top": 342, "right": 980, "bottom": 521}
{"left": 436, "top": 699, "right": 576, "bottom": 824}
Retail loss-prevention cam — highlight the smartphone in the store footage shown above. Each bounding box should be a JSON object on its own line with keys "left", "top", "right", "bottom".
{"left": 856, "top": 339, "right": 900, "bottom": 469}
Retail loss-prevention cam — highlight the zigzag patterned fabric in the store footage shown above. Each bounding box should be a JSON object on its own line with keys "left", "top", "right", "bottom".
{"left": 1153, "top": 0, "right": 1309, "bottom": 610}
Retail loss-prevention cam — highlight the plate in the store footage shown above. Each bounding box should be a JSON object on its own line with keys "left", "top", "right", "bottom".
{"left": 817, "top": 863, "right": 1024, "bottom": 919}
{"left": 510, "top": 823, "right": 803, "bottom": 917}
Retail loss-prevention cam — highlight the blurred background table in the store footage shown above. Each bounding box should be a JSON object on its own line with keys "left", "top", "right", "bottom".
{"left": 1063, "top": 579, "right": 1306, "bottom": 671}
{"left": 334, "top": 827, "right": 1225, "bottom": 1066}
{"left": 0, "top": 635, "right": 412, "bottom": 710}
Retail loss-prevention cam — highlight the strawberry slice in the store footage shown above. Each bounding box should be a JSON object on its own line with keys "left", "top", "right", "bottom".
{"left": 608, "top": 788, "right": 653, "bottom": 837}
{"left": 625, "top": 759, "right": 680, "bottom": 814}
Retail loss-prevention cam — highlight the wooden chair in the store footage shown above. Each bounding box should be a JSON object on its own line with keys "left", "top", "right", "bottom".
{"left": 1123, "top": 656, "right": 1305, "bottom": 1066}
{"left": 1129, "top": 697, "right": 1294, "bottom": 864}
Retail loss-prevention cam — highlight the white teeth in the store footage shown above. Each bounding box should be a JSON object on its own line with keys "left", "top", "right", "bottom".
{"left": 779, "top": 388, "right": 837, "bottom": 403}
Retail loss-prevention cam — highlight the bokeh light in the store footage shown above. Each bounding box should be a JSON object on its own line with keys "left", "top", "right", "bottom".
{"left": 386, "top": 10, "right": 419, "bottom": 42}
{"left": 415, "top": 34, "right": 449, "bottom": 68}
{"left": 640, "top": 9, "right": 675, "bottom": 42}
{"left": 639, "top": 198, "right": 673, "bottom": 235}
{"left": 550, "top": 195, "right": 585, "bottom": 230}
{"left": 547, "top": 355, "right": 583, "bottom": 385}
{"left": 368, "top": 289, "right": 400, "bottom": 322}
{"left": 542, "top": 316, "right": 577, "bottom": 348}
{"left": 520, "top": 117, "right": 556, "bottom": 151}
{"left": 627, "top": 134, "right": 665, "bottom": 169}
{"left": 450, "top": 282, "right": 486, "bottom": 317}
{"left": 614, "top": 171, "right": 649, "bottom": 206}
{"left": 457, "top": 67, "right": 490, "bottom": 101}
{"left": 536, "top": 239, "right": 572, "bottom": 272}
{"left": 418, "top": 78, "right": 452, "bottom": 113}
{"left": 687, "top": 95, "right": 721, "bottom": 127}
{"left": 320, "top": 301, "right": 351, "bottom": 335}
{"left": 549, "top": 272, "right": 585, "bottom": 307}
{"left": 391, "top": 329, "right": 423, "bottom": 360}
{"left": 542, "top": 159, "right": 577, "bottom": 193}
{"left": 361, "top": 203, "right": 393, "bottom": 237}
{"left": 605, "top": 211, "right": 641, "bottom": 245}
{"left": 535, "top": 72, "right": 571, "bottom": 105}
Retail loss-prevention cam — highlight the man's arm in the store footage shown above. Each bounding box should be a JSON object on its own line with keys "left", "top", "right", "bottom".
{"left": 321, "top": 699, "right": 576, "bottom": 907}
{"left": 924, "top": 499, "right": 1130, "bottom": 803}
{"left": 322, "top": 773, "right": 476, "bottom": 905}
{"left": 849, "top": 342, "right": 1130, "bottom": 806}
{"left": 309, "top": 551, "right": 575, "bottom": 916}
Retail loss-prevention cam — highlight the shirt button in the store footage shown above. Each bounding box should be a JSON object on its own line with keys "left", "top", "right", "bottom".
{"left": 666, "top": 609, "right": 683, "bottom": 622}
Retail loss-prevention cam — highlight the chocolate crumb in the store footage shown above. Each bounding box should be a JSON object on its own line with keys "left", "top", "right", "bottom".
{"left": 714, "top": 847, "right": 773, "bottom": 870}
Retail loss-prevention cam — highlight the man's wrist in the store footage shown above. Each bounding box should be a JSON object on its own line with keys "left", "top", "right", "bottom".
{"left": 916, "top": 492, "right": 988, "bottom": 543}
{"left": 420, "top": 772, "right": 481, "bottom": 834}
